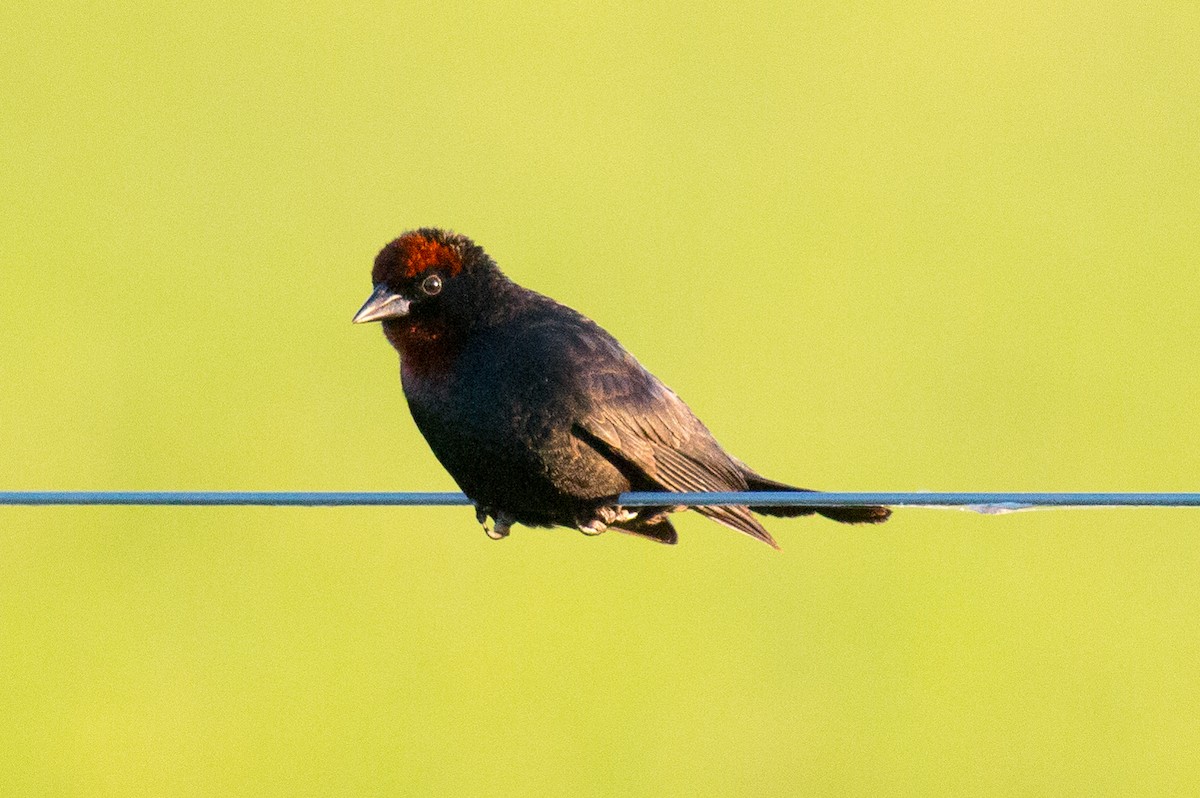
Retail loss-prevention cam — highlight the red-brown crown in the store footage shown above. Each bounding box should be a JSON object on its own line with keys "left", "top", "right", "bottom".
{"left": 372, "top": 229, "right": 465, "bottom": 285}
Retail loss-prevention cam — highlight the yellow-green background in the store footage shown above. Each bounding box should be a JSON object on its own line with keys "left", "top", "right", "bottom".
{"left": 2, "top": 3, "right": 1198, "bottom": 795}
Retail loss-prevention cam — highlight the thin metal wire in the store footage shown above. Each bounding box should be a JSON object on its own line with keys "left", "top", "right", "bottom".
{"left": 2, "top": 491, "right": 1200, "bottom": 511}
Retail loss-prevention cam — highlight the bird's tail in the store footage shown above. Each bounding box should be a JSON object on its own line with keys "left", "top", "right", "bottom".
{"left": 740, "top": 470, "right": 891, "bottom": 524}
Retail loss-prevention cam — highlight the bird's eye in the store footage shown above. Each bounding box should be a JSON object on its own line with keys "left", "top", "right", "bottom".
{"left": 421, "top": 274, "right": 443, "bottom": 296}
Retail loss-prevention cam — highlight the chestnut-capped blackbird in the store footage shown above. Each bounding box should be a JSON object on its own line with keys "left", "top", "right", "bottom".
{"left": 353, "top": 228, "right": 889, "bottom": 548}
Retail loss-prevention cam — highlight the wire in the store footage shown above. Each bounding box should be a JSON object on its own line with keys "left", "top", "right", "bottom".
{"left": 2, "top": 491, "right": 1199, "bottom": 512}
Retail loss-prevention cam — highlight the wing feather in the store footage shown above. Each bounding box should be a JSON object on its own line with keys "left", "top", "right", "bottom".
{"left": 575, "top": 383, "right": 778, "bottom": 548}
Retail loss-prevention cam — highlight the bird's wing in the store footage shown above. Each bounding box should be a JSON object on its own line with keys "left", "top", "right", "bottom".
{"left": 572, "top": 355, "right": 778, "bottom": 548}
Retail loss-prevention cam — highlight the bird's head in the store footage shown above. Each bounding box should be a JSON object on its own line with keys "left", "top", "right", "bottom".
{"left": 353, "top": 228, "right": 498, "bottom": 329}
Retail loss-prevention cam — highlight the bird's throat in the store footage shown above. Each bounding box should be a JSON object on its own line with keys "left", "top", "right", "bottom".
{"left": 384, "top": 318, "right": 461, "bottom": 380}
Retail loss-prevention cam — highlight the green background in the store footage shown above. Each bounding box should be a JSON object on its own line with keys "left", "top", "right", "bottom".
{"left": 3, "top": 3, "right": 1198, "bottom": 795}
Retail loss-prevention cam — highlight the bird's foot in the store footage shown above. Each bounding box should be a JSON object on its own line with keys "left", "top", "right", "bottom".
{"left": 477, "top": 507, "right": 514, "bottom": 540}
{"left": 578, "top": 518, "right": 608, "bottom": 536}
{"left": 476, "top": 506, "right": 511, "bottom": 540}
{"left": 490, "top": 513, "right": 514, "bottom": 540}
{"left": 577, "top": 506, "right": 636, "bottom": 537}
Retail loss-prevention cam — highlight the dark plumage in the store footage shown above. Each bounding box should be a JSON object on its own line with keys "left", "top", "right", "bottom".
{"left": 353, "top": 228, "right": 889, "bottom": 547}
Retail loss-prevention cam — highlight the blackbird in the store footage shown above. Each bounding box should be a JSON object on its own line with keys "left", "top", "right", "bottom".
{"left": 353, "top": 228, "right": 889, "bottom": 547}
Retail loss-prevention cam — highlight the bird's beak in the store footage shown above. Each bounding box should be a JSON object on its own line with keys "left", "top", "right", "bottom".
{"left": 353, "top": 284, "right": 411, "bottom": 323}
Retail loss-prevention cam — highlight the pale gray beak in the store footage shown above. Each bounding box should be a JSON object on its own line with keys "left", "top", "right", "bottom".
{"left": 353, "top": 284, "right": 411, "bottom": 323}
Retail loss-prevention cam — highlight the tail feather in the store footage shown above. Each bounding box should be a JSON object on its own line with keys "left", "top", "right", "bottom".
{"left": 741, "top": 471, "right": 891, "bottom": 525}
{"left": 695, "top": 504, "right": 780, "bottom": 549}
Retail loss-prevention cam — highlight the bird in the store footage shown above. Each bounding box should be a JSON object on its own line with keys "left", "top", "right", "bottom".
{"left": 353, "top": 228, "right": 889, "bottom": 548}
